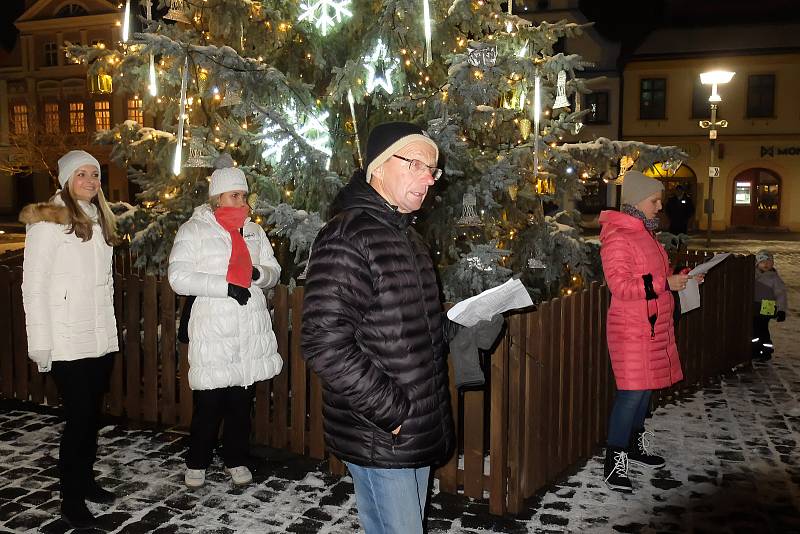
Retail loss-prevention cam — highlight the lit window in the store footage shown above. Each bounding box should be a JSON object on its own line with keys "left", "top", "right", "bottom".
{"left": 44, "top": 102, "right": 60, "bottom": 134}
{"left": 735, "top": 182, "right": 752, "bottom": 205}
{"left": 12, "top": 104, "right": 28, "bottom": 135}
{"left": 127, "top": 97, "right": 143, "bottom": 124}
{"left": 44, "top": 42, "right": 58, "bottom": 67}
{"left": 69, "top": 102, "right": 85, "bottom": 133}
{"left": 94, "top": 100, "right": 111, "bottom": 131}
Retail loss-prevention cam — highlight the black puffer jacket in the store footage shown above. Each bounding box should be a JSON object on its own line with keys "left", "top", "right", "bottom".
{"left": 301, "top": 173, "right": 454, "bottom": 468}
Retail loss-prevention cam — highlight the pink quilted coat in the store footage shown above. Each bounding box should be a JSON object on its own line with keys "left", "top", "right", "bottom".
{"left": 599, "top": 210, "right": 683, "bottom": 390}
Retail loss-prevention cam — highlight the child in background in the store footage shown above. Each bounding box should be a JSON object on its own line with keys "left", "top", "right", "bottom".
{"left": 752, "top": 250, "right": 788, "bottom": 362}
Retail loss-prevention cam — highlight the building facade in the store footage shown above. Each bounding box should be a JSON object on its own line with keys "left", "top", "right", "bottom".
{"left": 0, "top": 0, "right": 136, "bottom": 215}
{"left": 622, "top": 24, "right": 800, "bottom": 231}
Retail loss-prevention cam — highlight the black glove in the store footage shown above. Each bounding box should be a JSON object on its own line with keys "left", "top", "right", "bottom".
{"left": 177, "top": 295, "right": 196, "bottom": 344}
{"left": 642, "top": 274, "right": 658, "bottom": 300}
{"left": 776, "top": 311, "right": 786, "bottom": 322}
{"left": 252, "top": 266, "right": 260, "bottom": 281}
{"left": 449, "top": 315, "right": 505, "bottom": 389}
{"left": 227, "top": 283, "right": 251, "bottom": 306}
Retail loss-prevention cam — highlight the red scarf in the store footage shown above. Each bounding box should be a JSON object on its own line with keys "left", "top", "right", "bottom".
{"left": 214, "top": 206, "right": 253, "bottom": 288}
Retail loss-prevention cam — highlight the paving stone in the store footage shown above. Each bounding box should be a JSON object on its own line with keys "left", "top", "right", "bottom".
{"left": 0, "top": 241, "right": 797, "bottom": 533}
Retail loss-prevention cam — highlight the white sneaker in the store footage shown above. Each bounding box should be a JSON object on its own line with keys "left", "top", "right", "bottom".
{"left": 226, "top": 466, "right": 253, "bottom": 486}
{"left": 184, "top": 468, "right": 206, "bottom": 488}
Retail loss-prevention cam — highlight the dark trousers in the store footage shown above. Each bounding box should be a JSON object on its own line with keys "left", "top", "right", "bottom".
{"left": 752, "top": 314, "right": 774, "bottom": 357}
{"left": 607, "top": 389, "right": 652, "bottom": 448}
{"left": 50, "top": 353, "right": 113, "bottom": 502}
{"left": 187, "top": 386, "right": 255, "bottom": 469}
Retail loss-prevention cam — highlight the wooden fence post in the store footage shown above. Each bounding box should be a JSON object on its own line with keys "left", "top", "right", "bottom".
{"left": 290, "top": 288, "right": 306, "bottom": 455}
{"left": 489, "top": 332, "right": 508, "bottom": 515}
{"left": 506, "top": 313, "right": 526, "bottom": 514}
{"left": 0, "top": 267, "right": 14, "bottom": 400}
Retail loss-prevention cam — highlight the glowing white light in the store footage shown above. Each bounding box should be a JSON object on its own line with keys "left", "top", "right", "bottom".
{"left": 261, "top": 103, "right": 332, "bottom": 169}
{"left": 297, "top": 0, "right": 352, "bottom": 36}
{"left": 423, "top": 0, "right": 433, "bottom": 66}
{"left": 364, "top": 39, "right": 399, "bottom": 95}
{"left": 148, "top": 55, "right": 158, "bottom": 96}
{"left": 122, "top": 0, "right": 131, "bottom": 42}
{"left": 172, "top": 57, "right": 188, "bottom": 176}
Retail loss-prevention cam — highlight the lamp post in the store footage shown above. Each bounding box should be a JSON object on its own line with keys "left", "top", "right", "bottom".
{"left": 699, "top": 70, "right": 734, "bottom": 248}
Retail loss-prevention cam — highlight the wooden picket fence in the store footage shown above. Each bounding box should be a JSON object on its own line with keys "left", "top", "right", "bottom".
{"left": 0, "top": 251, "right": 754, "bottom": 516}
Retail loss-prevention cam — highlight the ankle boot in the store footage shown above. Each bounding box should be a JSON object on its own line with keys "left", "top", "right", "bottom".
{"left": 85, "top": 480, "right": 116, "bottom": 504}
{"left": 627, "top": 428, "right": 665, "bottom": 469}
{"left": 604, "top": 446, "right": 633, "bottom": 493}
{"left": 61, "top": 498, "right": 99, "bottom": 529}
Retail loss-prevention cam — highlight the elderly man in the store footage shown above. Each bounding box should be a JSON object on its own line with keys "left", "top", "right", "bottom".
{"left": 301, "top": 122, "right": 454, "bottom": 534}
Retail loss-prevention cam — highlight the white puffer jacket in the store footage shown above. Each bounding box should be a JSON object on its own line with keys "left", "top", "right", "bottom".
{"left": 20, "top": 196, "right": 118, "bottom": 372}
{"left": 168, "top": 204, "right": 283, "bottom": 390}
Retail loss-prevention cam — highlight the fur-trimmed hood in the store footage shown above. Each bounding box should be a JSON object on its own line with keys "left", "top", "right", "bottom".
{"left": 19, "top": 202, "right": 71, "bottom": 226}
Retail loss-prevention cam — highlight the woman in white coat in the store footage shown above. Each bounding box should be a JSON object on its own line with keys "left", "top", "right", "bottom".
{"left": 168, "top": 156, "right": 283, "bottom": 489}
{"left": 20, "top": 150, "right": 118, "bottom": 529}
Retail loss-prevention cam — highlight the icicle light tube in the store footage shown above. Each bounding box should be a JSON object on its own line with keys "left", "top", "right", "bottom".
{"left": 148, "top": 55, "right": 158, "bottom": 97}
{"left": 533, "top": 73, "right": 541, "bottom": 179}
{"left": 146, "top": 0, "right": 157, "bottom": 96}
{"left": 172, "top": 57, "right": 189, "bottom": 176}
{"left": 423, "top": 0, "right": 433, "bottom": 66}
{"left": 122, "top": 0, "right": 131, "bottom": 43}
{"left": 347, "top": 89, "right": 363, "bottom": 167}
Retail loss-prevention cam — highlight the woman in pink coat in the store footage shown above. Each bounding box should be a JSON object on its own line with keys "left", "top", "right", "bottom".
{"left": 599, "top": 171, "right": 699, "bottom": 493}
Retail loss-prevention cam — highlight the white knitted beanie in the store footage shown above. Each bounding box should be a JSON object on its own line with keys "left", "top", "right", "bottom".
{"left": 621, "top": 170, "right": 664, "bottom": 206}
{"left": 209, "top": 154, "right": 248, "bottom": 197}
{"left": 57, "top": 150, "right": 100, "bottom": 187}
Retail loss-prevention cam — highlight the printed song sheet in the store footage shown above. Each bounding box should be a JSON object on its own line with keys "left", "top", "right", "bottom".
{"left": 446, "top": 278, "right": 533, "bottom": 327}
{"left": 678, "top": 253, "right": 731, "bottom": 314}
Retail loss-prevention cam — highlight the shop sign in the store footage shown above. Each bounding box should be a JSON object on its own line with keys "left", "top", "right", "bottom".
{"left": 761, "top": 145, "right": 800, "bottom": 157}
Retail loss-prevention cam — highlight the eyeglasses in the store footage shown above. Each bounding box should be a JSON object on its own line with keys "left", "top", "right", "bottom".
{"left": 392, "top": 155, "right": 443, "bottom": 181}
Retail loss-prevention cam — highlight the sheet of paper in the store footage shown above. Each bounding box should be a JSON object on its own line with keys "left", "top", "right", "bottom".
{"left": 446, "top": 278, "right": 533, "bottom": 327}
{"left": 678, "top": 278, "right": 701, "bottom": 313}
{"left": 688, "top": 253, "right": 731, "bottom": 276}
{"left": 679, "top": 253, "right": 731, "bottom": 314}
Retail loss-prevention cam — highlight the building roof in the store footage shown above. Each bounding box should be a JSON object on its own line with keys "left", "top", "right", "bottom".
{"left": 632, "top": 23, "right": 800, "bottom": 59}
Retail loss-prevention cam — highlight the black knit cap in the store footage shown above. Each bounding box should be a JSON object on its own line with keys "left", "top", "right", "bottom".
{"left": 364, "top": 122, "right": 439, "bottom": 183}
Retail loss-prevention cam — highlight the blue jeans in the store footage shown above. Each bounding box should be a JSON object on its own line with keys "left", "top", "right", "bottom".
{"left": 345, "top": 462, "right": 430, "bottom": 534}
{"left": 607, "top": 389, "right": 652, "bottom": 448}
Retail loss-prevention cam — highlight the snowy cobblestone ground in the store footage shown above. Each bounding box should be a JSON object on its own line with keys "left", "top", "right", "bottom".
{"left": 1, "top": 237, "right": 799, "bottom": 533}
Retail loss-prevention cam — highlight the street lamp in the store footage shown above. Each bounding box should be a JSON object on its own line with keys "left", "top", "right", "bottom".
{"left": 699, "top": 70, "right": 734, "bottom": 248}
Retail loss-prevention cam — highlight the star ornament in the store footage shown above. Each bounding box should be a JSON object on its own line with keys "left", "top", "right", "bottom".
{"left": 297, "top": 0, "right": 352, "bottom": 36}
{"left": 364, "top": 40, "right": 399, "bottom": 95}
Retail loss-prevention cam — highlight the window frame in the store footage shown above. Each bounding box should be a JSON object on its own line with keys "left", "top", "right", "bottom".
{"left": 44, "top": 102, "right": 60, "bottom": 134}
{"left": 127, "top": 97, "right": 143, "bottom": 124}
{"left": 639, "top": 77, "right": 667, "bottom": 120}
{"left": 94, "top": 100, "right": 111, "bottom": 131}
{"left": 44, "top": 42, "right": 58, "bottom": 67}
{"left": 69, "top": 101, "right": 86, "bottom": 133}
{"left": 11, "top": 103, "right": 29, "bottom": 135}
{"left": 747, "top": 74, "right": 775, "bottom": 118}
{"left": 691, "top": 79, "right": 712, "bottom": 119}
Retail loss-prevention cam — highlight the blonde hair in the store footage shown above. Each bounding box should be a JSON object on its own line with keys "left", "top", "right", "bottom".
{"left": 208, "top": 194, "right": 221, "bottom": 210}
{"left": 61, "top": 181, "right": 118, "bottom": 246}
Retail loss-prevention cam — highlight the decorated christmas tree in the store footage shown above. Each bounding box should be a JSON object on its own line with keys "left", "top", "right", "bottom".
{"left": 69, "top": 0, "right": 685, "bottom": 301}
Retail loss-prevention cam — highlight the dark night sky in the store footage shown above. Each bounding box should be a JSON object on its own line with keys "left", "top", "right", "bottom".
{"left": 1, "top": 0, "right": 798, "bottom": 54}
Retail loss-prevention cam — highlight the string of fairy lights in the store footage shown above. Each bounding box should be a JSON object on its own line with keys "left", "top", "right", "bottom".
{"left": 96, "top": 0, "right": 681, "bottom": 291}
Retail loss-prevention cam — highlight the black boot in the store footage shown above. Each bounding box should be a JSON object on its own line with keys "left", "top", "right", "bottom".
{"left": 604, "top": 446, "right": 633, "bottom": 493}
{"left": 627, "top": 428, "right": 665, "bottom": 469}
{"left": 61, "top": 498, "right": 99, "bottom": 529}
{"left": 85, "top": 480, "right": 116, "bottom": 504}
